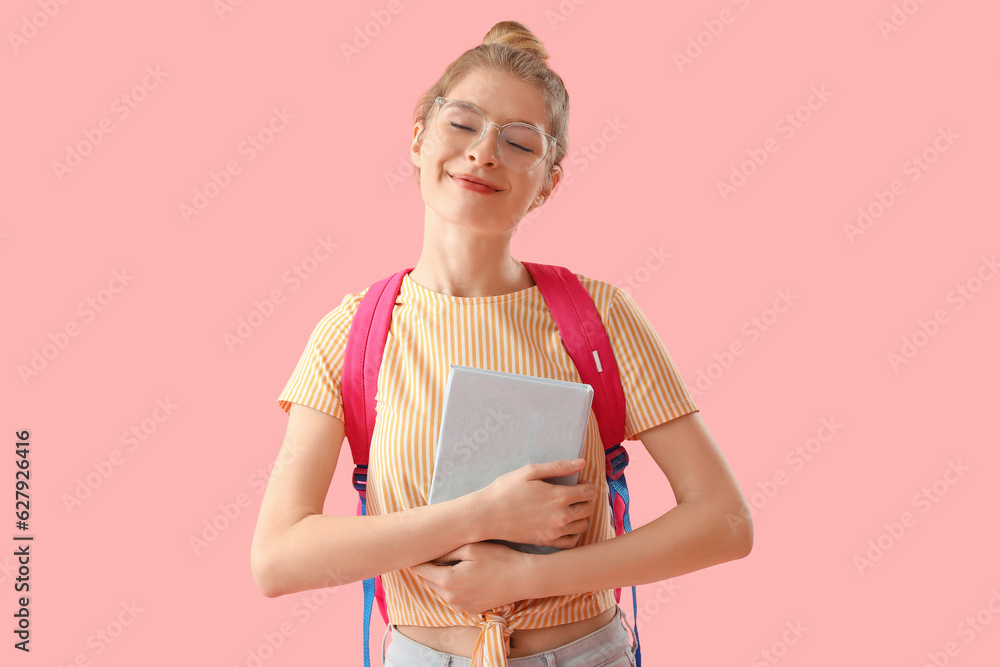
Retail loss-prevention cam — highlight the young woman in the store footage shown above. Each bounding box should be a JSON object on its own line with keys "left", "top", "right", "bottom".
{"left": 251, "top": 20, "right": 753, "bottom": 667}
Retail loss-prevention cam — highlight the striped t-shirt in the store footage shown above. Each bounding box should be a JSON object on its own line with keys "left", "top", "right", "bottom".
{"left": 277, "top": 271, "right": 699, "bottom": 667}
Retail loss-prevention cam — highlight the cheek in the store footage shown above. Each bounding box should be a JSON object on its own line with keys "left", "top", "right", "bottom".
{"left": 521, "top": 175, "right": 544, "bottom": 201}
{"left": 421, "top": 134, "right": 453, "bottom": 168}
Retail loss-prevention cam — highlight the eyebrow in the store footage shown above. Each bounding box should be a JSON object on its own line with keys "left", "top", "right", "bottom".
{"left": 458, "top": 99, "right": 545, "bottom": 130}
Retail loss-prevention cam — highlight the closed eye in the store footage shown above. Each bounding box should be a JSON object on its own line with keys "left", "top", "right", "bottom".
{"left": 505, "top": 140, "right": 535, "bottom": 154}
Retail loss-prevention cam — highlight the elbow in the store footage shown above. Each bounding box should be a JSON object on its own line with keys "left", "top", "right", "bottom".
{"left": 721, "top": 500, "right": 754, "bottom": 560}
{"left": 250, "top": 545, "right": 286, "bottom": 598}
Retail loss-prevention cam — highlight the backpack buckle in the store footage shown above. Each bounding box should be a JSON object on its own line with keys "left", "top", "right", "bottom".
{"left": 352, "top": 465, "right": 368, "bottom": 491}
{"left": 604, "top": 443, "right": 629, "bottom": 480}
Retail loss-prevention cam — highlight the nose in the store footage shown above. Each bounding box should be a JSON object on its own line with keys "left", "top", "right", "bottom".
{"left": 465, "top": 122, "right": 501, "bottom": 166}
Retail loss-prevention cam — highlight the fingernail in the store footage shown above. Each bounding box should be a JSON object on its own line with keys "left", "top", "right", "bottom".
{"left": 572, "top": 458, "right": 584, "bottom": 466}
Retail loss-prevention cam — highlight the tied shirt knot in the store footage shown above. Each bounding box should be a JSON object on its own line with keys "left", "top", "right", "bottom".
{"left": 472, "top": 604, "right": 516, "bottom": 667}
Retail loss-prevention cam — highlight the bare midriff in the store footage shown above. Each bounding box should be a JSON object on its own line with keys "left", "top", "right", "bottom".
{"left": 393, "top": 606, "right": 617, "bottom": 658}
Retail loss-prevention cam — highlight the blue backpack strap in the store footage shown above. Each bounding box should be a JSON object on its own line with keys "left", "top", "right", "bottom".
{"left": 342, "top": 268, "right": 414, "bottom": 667}
{"left": 521, "top": 262, "right": 641, "bottom": 666}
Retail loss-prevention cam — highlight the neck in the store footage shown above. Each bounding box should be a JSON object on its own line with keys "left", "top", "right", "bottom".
{"left": 408, "top": 210, "right": 534, "bottom": 298}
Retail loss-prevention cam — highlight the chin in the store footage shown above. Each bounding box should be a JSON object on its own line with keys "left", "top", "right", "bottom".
{"left": 421, "top": 179, "right": 522, "bottom": 231}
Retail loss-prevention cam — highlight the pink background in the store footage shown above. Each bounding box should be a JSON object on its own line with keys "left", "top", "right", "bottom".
{"left": 4, "top": 1, "right": 999, "bottom": 665}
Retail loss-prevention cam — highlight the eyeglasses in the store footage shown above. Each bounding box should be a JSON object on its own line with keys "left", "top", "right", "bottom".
{"left": 433, "top": 96, "right": 557, "bottom": 172}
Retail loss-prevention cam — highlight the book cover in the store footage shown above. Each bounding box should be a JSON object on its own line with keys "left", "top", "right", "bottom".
{"left": 427, "top": 364, "right": 594, "bottom": 554}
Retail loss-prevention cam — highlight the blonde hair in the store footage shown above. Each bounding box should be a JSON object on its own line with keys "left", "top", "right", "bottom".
{"left": 411, "top": 20, "right": 569, "bottom": 194}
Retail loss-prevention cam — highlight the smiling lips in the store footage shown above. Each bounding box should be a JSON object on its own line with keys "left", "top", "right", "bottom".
{"left": 450, "top": 172, "right": 499, "bottom": 194}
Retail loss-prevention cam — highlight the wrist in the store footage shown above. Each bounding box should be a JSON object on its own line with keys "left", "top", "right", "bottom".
{"left": 461, "top": 488, "right": 491, "bottom": 543}
{"left": 520, "top": 551, "right": 546, "bottom": 601}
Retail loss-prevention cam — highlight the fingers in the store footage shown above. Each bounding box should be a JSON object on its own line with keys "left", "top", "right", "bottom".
{"left": 552, "top": 534, "right": 580, "bottom": 549}
{"left": 566, "top": 482, "right": 599, "bottom": 505}
{"left": 568, "top": 499, "right": 595, "bottom": 520}
{"left": 542, "top": 514, "right": 590, "bottom": 548}
{"left": 524, "top": 458, "right": 586, "bottom": 480}
{"left": 434, "top": 544, "right": 472, "bottom": 563}
{"left": 551, "top": 521, "right": 589, "bottom": 549}
{"left": 562, "top": 517, "right": 589, "bottom": 536}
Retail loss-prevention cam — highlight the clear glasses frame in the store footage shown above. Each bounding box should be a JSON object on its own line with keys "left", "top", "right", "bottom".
{"left": 433, "top": 96, "right": 558, "bottom": 172}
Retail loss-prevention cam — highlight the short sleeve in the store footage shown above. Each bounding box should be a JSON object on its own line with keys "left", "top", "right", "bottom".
{"left": 276, "top": 290, "right": 365, "bottom": 421}
{"left": 606, "top": 287, "right": 699, "bottom": 440}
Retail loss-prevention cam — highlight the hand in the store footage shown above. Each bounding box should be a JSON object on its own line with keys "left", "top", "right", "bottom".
{"left": 411, "top": 542, "right": 535, "bottom": 614}
{"left": 472, "top": 459, "right": 598, "bottom": 549}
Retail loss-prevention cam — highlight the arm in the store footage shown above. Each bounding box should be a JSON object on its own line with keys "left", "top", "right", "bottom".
{"left": 524, "top": 411, "right": 753, "bottom": 598}
{"left": 250, "top": 403, "right": 597, "bottom": 598}
{"left": 412, "top": 411, "right": 753, "bottom": 612}
{"left": 412, "top": 288, "right": 752, "bottom": 611}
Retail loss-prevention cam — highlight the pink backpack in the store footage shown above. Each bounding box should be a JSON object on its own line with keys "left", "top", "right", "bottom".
{"left": 341, "top": 262, "right": 642, "bottom": 666}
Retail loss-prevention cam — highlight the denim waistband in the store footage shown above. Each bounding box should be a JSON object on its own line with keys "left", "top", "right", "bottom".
{"left": 382, "top": 604, "right": 636, "bottom": 666}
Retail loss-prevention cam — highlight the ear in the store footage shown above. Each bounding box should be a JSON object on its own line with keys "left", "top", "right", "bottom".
{"left": 528, "top": 163, "right": 563, "bottom": 212}
{"left": 411, "top": 120, "right": 425, "bottom": 168}
{"left": 542, "top": 163, "right": 563, "bottom": 199}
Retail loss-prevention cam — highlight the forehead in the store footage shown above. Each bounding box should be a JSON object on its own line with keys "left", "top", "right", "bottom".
{"left": 447, "top": 71, "right": 548, "bottom": 130}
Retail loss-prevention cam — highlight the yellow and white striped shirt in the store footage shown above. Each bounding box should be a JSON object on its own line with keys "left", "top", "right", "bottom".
{"left": 277, "top": 271, "right": 699, "bottom": 666}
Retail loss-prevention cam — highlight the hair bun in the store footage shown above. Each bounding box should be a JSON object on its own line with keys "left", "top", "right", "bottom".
{"left": 483, "top": 20, "right": 549, "bottom": 60}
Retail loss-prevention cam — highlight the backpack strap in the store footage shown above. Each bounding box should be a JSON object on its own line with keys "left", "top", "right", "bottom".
{"left": 522, "top": 262, "right": 641, "bottom": 666}
{"left": 342, "top": 267, "right": 413, "bottom": 499}
{"left": 521, "top": 263, "right": 627, "bottom": 472}
{"left": 341, "top": 267, "right": 413, "bottom": 667}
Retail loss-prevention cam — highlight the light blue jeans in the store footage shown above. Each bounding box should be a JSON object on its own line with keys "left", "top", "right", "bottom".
{"left": 381, "top": 605, "right": 638, "bottom": 666}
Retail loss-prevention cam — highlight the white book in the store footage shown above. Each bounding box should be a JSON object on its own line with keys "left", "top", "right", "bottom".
{"left": 427, "top": 364, "right": 594, "bottom": 554}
